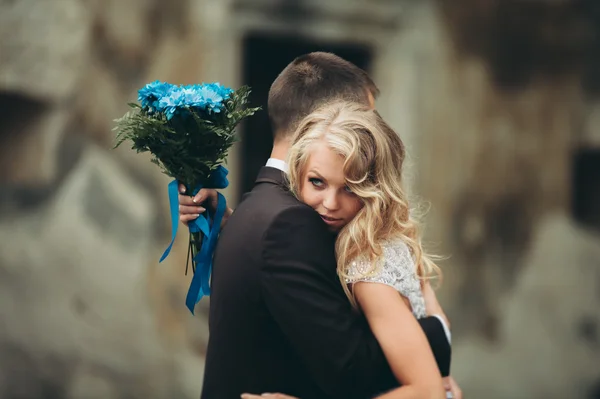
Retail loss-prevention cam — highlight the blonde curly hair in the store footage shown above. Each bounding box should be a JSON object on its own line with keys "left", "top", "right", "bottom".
{"left": 286, "top": 101, "right": 441, "bottom": 306}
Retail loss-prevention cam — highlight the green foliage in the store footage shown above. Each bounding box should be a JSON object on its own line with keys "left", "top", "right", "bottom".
{"left": 113, "top": 86, "right": 260, "bottom": 192}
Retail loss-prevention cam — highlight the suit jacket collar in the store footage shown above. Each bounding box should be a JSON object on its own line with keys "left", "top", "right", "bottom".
{"left": 255, "top": 166, "right": 287, "bottom": 186}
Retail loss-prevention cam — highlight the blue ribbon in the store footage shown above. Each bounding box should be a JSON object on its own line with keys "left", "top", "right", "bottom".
{"left": 159, "top": 165, "right": 229, "bottom": 314}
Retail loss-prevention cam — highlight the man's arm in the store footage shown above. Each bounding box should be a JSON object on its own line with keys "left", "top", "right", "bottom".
{"left": 260, "top": 205, "right": 450, "bottom": 398}
{"left": 422, "top": 283, "right": 452, "bottom": 376}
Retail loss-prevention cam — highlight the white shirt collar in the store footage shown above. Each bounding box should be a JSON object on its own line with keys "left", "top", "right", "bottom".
{"left": 266, "top": 158, "right": 289, "bottom": 173}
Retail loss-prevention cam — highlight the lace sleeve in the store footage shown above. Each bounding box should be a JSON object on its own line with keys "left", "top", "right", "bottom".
{"left": 346, "top": 240, "right": 426, "bottom": 318}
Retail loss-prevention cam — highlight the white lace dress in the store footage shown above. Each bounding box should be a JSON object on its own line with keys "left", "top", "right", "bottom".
{"left": 345, "top": 239, "right": 426, "bottom": 318}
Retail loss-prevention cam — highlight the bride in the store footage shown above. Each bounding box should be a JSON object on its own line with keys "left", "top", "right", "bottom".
{"left": 180, "top": 101, "right": 461, "bottom": 399}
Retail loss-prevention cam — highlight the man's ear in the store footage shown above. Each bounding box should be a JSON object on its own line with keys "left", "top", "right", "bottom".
{"left": 366, "top": 90, "right": 375, "bottom": 110}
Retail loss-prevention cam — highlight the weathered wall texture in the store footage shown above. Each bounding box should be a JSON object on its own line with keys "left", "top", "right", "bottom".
{"left": 0, "top": 0, "right": 212, "bottom": 397}
{"left": 400, "top": 2, "right": 600, "bottom": 397}
{"left": 1, "top": 0, "right": 599, "bottom": 398}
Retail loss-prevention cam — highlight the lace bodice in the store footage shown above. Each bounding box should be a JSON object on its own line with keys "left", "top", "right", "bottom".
{"left": 345, "top": 240, "right": 426, "bottom": 318}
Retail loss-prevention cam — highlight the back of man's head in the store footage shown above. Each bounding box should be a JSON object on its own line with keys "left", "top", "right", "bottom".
{"left": 267, "top": 52, "right": 379, "bottom": 140}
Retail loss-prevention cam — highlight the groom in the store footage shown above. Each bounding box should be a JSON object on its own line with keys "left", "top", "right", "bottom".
{"left": 179, "top": 52, "right": 458, "bottom": 399}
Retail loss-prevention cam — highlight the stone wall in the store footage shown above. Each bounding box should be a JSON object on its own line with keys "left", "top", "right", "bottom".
{"left": 2, "top": 0, "right": 600, "bottom": 398}
{"left": 398, "top": 3, "right": 600, "bottom": 397}
{"left": 0, "top": 0, "right": 213, "bottom": 397}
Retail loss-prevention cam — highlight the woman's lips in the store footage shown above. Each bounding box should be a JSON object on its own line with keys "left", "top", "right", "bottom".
{"left": 320, "top": 214, "right": 342, "bottom": 225}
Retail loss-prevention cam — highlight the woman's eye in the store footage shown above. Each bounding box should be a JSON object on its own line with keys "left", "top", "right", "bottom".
{"left": 309, "top": 177, "right": 324, "bottom": 187}
{"left": 344, "top": 185, "right": 353, "bottom": 193}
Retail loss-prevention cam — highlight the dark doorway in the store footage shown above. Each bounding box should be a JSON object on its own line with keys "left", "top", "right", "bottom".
{"left": 572, "top": 148, "right": 600, "bottom": 232}
{"left": 239, "top": 32, "right": 373, "bottom": 198}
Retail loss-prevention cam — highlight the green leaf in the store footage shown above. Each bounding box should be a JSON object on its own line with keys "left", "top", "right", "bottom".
{"left": 113, "top": 86, "right": 262, "bottom": 189}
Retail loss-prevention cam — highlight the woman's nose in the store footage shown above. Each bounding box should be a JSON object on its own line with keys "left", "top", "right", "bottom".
{"left": 322, "top": 191, "right": 340, "bottom": 211}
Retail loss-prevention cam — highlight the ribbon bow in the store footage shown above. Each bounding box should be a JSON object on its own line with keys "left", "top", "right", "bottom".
{"left": 160, "top": 165, "right": 229, "bottom": 314}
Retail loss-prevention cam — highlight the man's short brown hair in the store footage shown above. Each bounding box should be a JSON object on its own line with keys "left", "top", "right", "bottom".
{"left": 267, "top": 52, "right": 379, "bottom": 139}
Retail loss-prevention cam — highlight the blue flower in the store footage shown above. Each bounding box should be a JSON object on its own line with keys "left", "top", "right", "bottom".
{"left": 196, "top": 86, "right": 224, "bottom": 113}
{"left": 206, "top": 82, "right": 234, "bottom": 100}
{"left": 138, "top": 80, "right": 174, "bottom": 112}
{"left": 157, "top": 87, "right": 186, "bottom": 120}
{"left": 181, "top": 86, "right": 214, "bottom": 109}
{"left": 138, "top": 81, "right": 236, "bottom": 119}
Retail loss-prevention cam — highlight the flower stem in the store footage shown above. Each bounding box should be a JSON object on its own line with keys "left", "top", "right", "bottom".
{"left": 190, "top": 231, "right": 202, "bottom": 274}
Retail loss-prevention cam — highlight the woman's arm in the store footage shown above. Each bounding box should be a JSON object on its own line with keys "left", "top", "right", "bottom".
{"left": 354, "top": 282, "right": 446, "bottom": 399}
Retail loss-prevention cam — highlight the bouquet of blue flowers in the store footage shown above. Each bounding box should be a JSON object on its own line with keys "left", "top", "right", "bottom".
{"left": 113, "top": 80, "right": 260, "bottom": 314}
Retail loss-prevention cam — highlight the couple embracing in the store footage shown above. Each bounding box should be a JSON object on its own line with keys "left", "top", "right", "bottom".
{"left": 178, "top": 52, "right": 462, "bottom": 399}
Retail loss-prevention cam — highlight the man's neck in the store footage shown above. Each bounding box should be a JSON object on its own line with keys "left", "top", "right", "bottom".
{"left": 269, "top": 139, "right": 290, "bottom": 162}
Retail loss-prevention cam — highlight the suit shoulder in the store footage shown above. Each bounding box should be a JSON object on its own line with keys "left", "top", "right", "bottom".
{"left": 267, "top": 196, "right": 326, "bottom": 231}
{"left": 264, "top": 200, "right": 333, "bottom": 249}
{"left": 238, "top": 183, "right": 319, "bottom": 223}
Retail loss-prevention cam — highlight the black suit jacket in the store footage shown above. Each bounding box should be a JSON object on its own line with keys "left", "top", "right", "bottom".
{"left": 201, "top": 167, "right": 450, "bottom": 399}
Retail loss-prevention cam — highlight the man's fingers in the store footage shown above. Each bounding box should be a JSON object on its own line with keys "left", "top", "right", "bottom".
{"left": 178, "top": 194, "right": 198, "bottom": 206}
{"left": 444, "top": 377, "right": 463, "bottom": 399}
{"left": 179, "top": 186, "right": 218, "bottom": 204}
{"left": 452, "top": 384, "right": 463, "bottom": 399}
{"left": 180, "top": 204, "right": 205, "bottom": 215}
{"left": 193, "top": 188, "right": 208, "bottom": 203}
{"left": 178, "top": 201, "right": 203, "bottom": 227}
{"left": 179, "top": 191, "right": 213, "bottom": 205}
{"left": 194, "top": 188, "right": 219, "bottom": 204}
{"left": 241, "top": 394, "right": 299, "bottom": 399}
{"left": 179, "top": 212, "right": 202, "bottom": 222}
{"left": 448, "top": 387, "right": 463, "bottom": 399}
{"left": 192, "top": 189, "right": 207, "bottom": 204}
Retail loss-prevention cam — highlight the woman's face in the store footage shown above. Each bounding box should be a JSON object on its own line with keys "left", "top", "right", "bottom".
{"left": 299, "top": 143, "right": 363, "bottom": 231}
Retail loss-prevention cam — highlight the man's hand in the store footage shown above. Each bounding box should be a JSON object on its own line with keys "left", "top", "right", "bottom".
{"left": 241, "top": 394, "right": 299, "bottom": 399}
{"left": 238, "top": 379, "right": 462, "bottom": 399}
{"left": 178, "top": 183, "right": 232, "bottom": 227}
{"left": 443, "top": 376, "right": 463, "bottom": 399}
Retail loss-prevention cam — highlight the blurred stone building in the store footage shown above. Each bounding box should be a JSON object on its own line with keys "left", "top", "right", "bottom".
{"left": 0, "top": 0, "right": 599, "bottom": 398}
